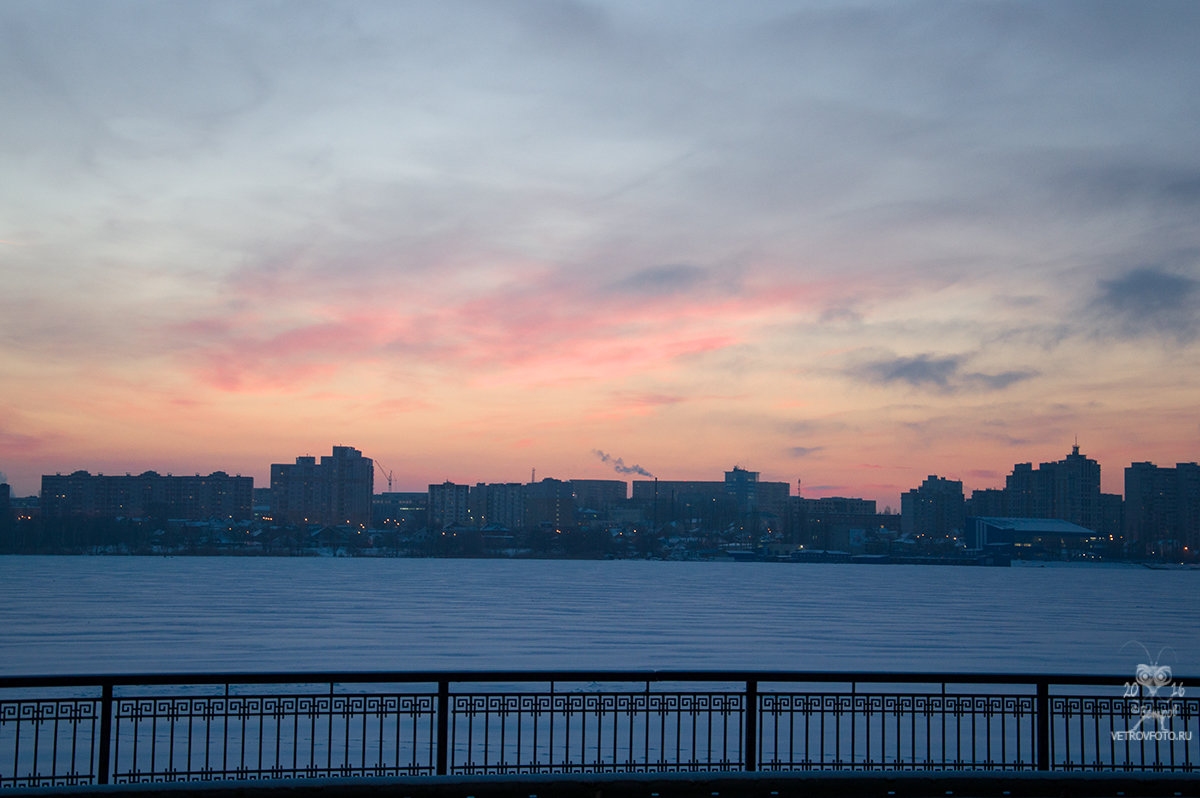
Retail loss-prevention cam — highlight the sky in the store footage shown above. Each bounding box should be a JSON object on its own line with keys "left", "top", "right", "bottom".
{"left": 2, "top": 1, "right": 1199, "bottom": 506}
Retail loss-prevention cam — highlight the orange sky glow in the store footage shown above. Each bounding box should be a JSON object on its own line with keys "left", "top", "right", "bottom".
{"left": 2, "top": 2, "right": 1198, "bottom": 506}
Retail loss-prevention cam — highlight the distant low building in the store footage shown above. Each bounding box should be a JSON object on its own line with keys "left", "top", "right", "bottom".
{"left": 570, "top": 479, "right": 627, "bottom": 517}
{"left": 966, "top": 516, "right": 1101, "bottom": 557}
{"left": 789, "top": 496, "right": 893, "bottom": 550}
{"left": 372, "top": 491, "right": 427, "bottom": 530}
{"left": 966, "top": 488, "right": 1007, "bottom": 518}
{"left": 41, "top": 470, "right": 253, "bottom": 520}
{"left": 630, "top": 468, "right": 790, "bottom": 532}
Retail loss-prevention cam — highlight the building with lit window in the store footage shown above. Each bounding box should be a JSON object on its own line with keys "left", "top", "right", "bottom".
{"left": 41, "top": 470, "right": 253, "bottom": 520}
{"left": 270, "top": 445, "right": 373, "bottom": 527}
{"left": 1125, "top": 461, "right": 1200, "bottom": 556}
{"left": 428, "top": 481, "right": 471, "bottom": 529}
{"left": 470, "top": 483, "right": 526, "bottom": 529}
{"left": 901, "top": 476, "right": 965, "bottom": 538}
{"left": 1004, "top": 444, "right": 1102, "bottom": 530}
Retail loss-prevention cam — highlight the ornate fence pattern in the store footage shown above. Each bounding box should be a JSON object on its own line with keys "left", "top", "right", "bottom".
{"left": 1, "top": 671, "right": 1196, "bottom": 789}
{"left": 757, "top": 692, "right": 1040, "bottom": 771}
{"left": 109, "top": 692, "right": 437, "bottom": 783}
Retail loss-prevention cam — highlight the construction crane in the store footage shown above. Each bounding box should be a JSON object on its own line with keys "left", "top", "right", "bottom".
{"left": 374, "top": 460, "right": 394, "bottom": 492}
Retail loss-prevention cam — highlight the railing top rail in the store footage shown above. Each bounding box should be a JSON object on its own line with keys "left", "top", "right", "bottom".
{"left": 0, "top": 669, "right": 1174, "bottom": 690}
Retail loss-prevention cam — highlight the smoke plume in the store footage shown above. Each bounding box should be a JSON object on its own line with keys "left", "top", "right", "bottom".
{"left": 592, "top": 449, "right": 654, "bottom": 478}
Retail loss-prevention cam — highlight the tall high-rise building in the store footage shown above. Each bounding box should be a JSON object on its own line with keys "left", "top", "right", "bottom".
{"left": 1003, "top": 444, "right": 1102, "bottom": 530}
{"left": 428, "top": 481, "right": 471, "bottom": 529}
{"left": 525, "top": 478, "right": 575, "bottom": 531}
{"left": 724, "top": 467, "right": 759, "bottom": 516}
{"left": 1125, "top": 461, "right": 1200, "bottom": 554}
{"left": 1046, "top": 444, "right": 1102, "bottom": 531}
{"left": 270, "top": 445, "right": 373, "bottom": 527}
{"left": 724, "top": 467, "right": 789, "bottom": 531}
{"left": 901, "top": 476, "right": 965, "bottom": 538}
{"left": 1005, "top": 462, "right": 1052, "bottom": 518}
{"left": 470, "top": 483, "right": 526, "bottom": 528}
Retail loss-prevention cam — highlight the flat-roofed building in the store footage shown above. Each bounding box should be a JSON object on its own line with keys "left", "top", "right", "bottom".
{"left": 570, "top": 479, "right": 627, "bottom": 516}
{"left": 41, "top": 470, "right": 253, "bottom": 520}
{"left": 902, "top": 476, "right": 965, "bottom": 538}
{"left": 1125, "top": 461, "right": 1200, "bottom": 555}
{"left": 428, "top": 481, "right": 470, "bottom": 529}
{"left": 373, "top": 491, "right": 427, "bottom": 530}
{"left": 790, "top": 496, "right": 888, "bottom": 549}
{"left": 966, "top": 516, "right": 1101, "bottom": 558}
{"left": 470, "top": 483, "right": 525, "bottom": 529}
{"left": 271, "top": 445, "right": 373, "bottom": 527}
{"left": 525, "top": 478, "right": 575, "bottom": 531}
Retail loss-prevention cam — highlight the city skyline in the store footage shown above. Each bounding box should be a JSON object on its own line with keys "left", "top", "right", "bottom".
{"left": 3, "top": 2, "right": 1200, "bottom": 505}
{"left": 14, "top": 440, "right": 1197, "bottom": 511}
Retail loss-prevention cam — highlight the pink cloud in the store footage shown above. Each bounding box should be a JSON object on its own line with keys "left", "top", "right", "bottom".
{"left": 0, "top": 426, "right": 46, "bottom": 455}
{"left": 586, "top": 391, "right": 689, "bottom": 421}
{"left": 371, "top": 397, "right": 433, "bottom": 413}
{"left": 166, "top": 263, "right": 852, "bottom": 393}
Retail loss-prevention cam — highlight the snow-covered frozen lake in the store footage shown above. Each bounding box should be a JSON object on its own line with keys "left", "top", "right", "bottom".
{"left": 1, "top": 556, "right": 1197, "bottom": 677}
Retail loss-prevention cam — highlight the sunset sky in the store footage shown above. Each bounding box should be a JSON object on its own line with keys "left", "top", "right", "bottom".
{"left": 2, "top": 1, "right": 1199, "bottom": 505}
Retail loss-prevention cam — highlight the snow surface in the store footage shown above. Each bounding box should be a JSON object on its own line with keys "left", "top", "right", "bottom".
{"left": 1, "top": 556, "right": 1196, "bottom": 676}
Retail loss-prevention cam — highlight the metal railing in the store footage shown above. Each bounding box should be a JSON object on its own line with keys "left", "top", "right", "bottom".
{"left": 1, "top": 671, "right": 1196, "bottom": 789}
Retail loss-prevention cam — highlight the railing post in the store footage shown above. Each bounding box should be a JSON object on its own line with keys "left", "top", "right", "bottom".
{"left": 436, "top": 679, "right": 449, "bottom": 775}
{"left": 744, "top": 679, "right": 758, "bottom": 772}
{"left": 97, "top": 682, "right": 113, "bottom": 785}
{"left": 1036, "top": 680, "right": 1049, "bottom": 771}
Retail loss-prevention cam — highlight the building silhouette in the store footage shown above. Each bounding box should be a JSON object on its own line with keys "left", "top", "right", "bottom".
{"left": 966, "top": 488, "right": 1007, "bottom": 518}
{"left": 0, "top": 482, "right": 11, "bottom": 548}
{"left": 901, "top": 476, "right": 965, "bottom": 538}
{"left": 569, "top": 479, "right": 627, "bottom": 519}
{"left": 1003, "top": 444, "right": 1102, "bottom": 530}
{"left": 372, "top": 491, "right": 427, "bottom": 530}
{"left": 628, "top": 468, "right": 789, "bottom": 533}
{"left": 40, "top": 470, "right": 253, "bottom": 520}
{"left": 470, "top": 482, "right": 525, "bottom": 529}
{"left": 1048, "top": 444, "right": 1102, "bottom": 531}
{"left": 524, "top": 477, "right": 575, "bottom": 531}
{"left": 270, "top": 445, "right": 373, "bottom": 527}
{"left": 789, "top": 496, "right": 893, "bottom": 550}
{"left": 1125, "top": 461, "right": 1200, "bottom": 555}
{"left": 427, "top": 482, "right": 471, "bottom": 529}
